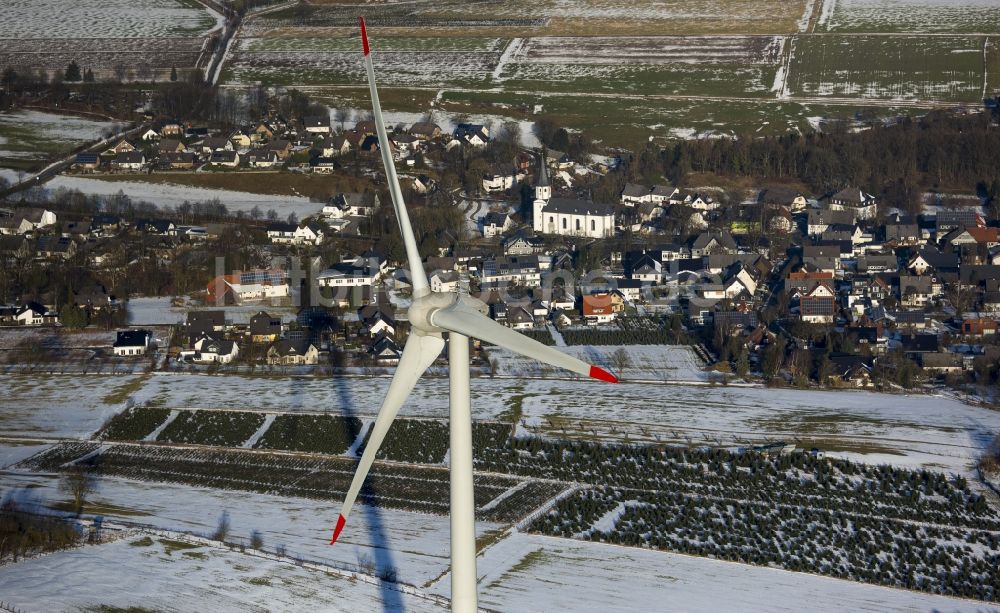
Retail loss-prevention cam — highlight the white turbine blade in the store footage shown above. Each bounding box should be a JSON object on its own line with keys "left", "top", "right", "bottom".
{"left": 359, "top": 17, "right": 429, "bottom": 297}
{"left": 330, "top": 332, "right": 445, "bottom": 544}
{"left": 431, "top": 299, "right": 618, "bottom": 383}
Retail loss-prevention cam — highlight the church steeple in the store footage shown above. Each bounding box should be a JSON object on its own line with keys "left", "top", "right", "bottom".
{"left": 535, "top": 149, "right": 551, "bottom": 201}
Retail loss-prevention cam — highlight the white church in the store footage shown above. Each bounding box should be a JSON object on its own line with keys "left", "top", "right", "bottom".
{"left": 532, "top": 155, "right": 614, "bottom": 238}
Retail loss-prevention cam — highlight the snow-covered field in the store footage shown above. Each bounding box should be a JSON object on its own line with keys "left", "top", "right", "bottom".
{"left": 0, "top": 440, "right": 53, "bottom": 470}
{"left": 0, "top": 111, "right": 127, "bottom": 162}
{"left": 3, "top": 0, "right": 218, "bottom": 38}
{"left": 0, "top": 534, "right": 445, "bottom": 613}
{"left": 45, "top": 175, "right": 322, "bottom": 218}
{"left": 2, "top": 365, "right": 998, "bottom": 474}
{"left": 0, "top": 470, "right": 499, "bottom": 590}
{"left": 0, "top": 374, "right": 141, "bottom": 439}
{"left": 118, "top": 369, "right": 1000, "bottom": 474}
{"left": 127, "top": 297, "right": 299, "bottom": 326}
{"left": 486, "top": 344, "right": 711, "bottom": 382}
{"left": 818, "top": 0, "right": 1000, "bottom": 33}
{"left": 468, "top": 532, "right": 990, "bottom": 612}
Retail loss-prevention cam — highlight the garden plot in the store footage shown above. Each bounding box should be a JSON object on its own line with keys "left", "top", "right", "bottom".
{"left": 787, "top": 35, "right": 985, "bottom": 102}
{"left": 468, "top": 532, "right": 988, "bottom": 612}
{"left": 3, "top": 0, "right": 218, "bottom": 38}
{"left": 0, "top": 535, "right": 446, "bottom": 613}
{"left": 502, "top": 36, "right": 784, "bottom": 97}
{"left": 0, "top": 110, "right": 127, "bottom": 165}
{"left": 0, "top": 374, "right": 143, "bottom": 439}
{"left": 45, "top": 175, "right": 320, "bottom": 218}
{"left": 817, "top": 0, "right": 1000, "bottom": 33}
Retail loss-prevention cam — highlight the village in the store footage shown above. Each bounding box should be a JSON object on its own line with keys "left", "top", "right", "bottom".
{"left": 0, "top": 99, "right": 997, "bottom": 398}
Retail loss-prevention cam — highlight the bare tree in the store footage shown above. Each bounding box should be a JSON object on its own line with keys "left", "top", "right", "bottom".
{"left": 609, "top": 348, "right": 630, "bottom": 374}
{"left": 60, "top": 465, "right": 96, "bottom": 517}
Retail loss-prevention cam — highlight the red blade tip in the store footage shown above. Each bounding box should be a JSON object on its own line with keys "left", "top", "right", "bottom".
{"left": 359, "top": 17, "right": 370, "bottom": 56}
{"left": 329, "top": 514, "right": 347, "bottom": 545}
{"left": 589, "top": 365, "right": 618, "bottom": 383}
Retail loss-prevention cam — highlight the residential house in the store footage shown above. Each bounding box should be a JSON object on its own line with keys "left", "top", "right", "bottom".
{"left": 800, "top": 283, "right": 837, "bottom": 323}
{"left": 303, "top": 115, "right": 331, "bottom": 134}
{"left": 319, "top": 135, "right": 351, "bottom": 157}
{"left": 325, "top": 192, "right": 379, "bottom": 218}
{"left": 112, "top": 152, "right": 145, "bottom": 171}
{"left": 162, "top": 152, "right": 196, "bottom": 169}
{"left": 507, "top": 305, "right": 534, "bottom": 330}
{"left": 201, "top": 137, "right": 232, "bottom": 154}
{"left": 582, "top": 292, "right": 624, "bottom": 325}
{"left": 827, "top": 354, "right": 874, "bottom": 388}
{"left": 247, "top": 149, "right": 280, "bottom": 168}
{"left": 208, "top": 269, "right": 290, "bottom": 304}
{"left": 359, "top": 304, "right": 396, "bottom": 337}
{"left": 267, "top": 139, "right": 293, "bottom": 160}
{"left": 454, "top": 123, "right": 489, "bottom": 146}
{"left": 293, "top": 223, "right": 325, "bottom": 246}
{"left": 482, "top": 212, "right": 513, "bottom": 238}
{"left": 826, "top": 187, "right": 877, "bottom": 220}
{"left": 807, "top": 209, "right": 855, "bottom": 236}
{"left": 267, "top": 339, "right": 319, "bottom": 365}
{"left": 35, "top": 235, "right": 77, "bottom": 260}
{"left": 266, "top": 222, "right": 297, "bottom": 244}
{"left": 620, "top": 183, "right": 652, "bottom": 206}
{"left": 481, "top": 256, "right": 543, "bottom": 287}
{"left": 209, "top": 150, "right": 240, "bottom": 167}
{"left": 898, "top": 275, "right": 935, "bottom": 308}
{"left": 628, "top": 252, "right": 662, "bottom": 283}
{"left": 431, "top": 270, "right": 460, "bottom": 293}
{"left": 140, "top": 128, "right": 160, "bottom": 141}
{"left": 364, "top": 333, "right": 398, "bottom": 364}
{"left": 73, "top": 152, "right": 99, "bottom": 171}
{"left": 15, "top": 302, "right": 57, "bottom": 326}
{"left": 908, "top": 248, "right": 959, "bottom": 276}
{"left": 919, "top": 352, "right": 964, "bottom": 374}
{"left": 186, "top": 310, "right": 226, "bottom": 338}
{"left": 885, "top": 217, "right": 921, "bottom": 245}
{"left": 110, "top": 139, "right": 136, "bottom": 155}
{"left": 690, "top": 232, "right": 737, "bottom": 257}
{"left": 181, "top": 335, "right": 239, "bottom": 364}
{"left": 759, "top": 186, "right": 808, "bottom": 211}
{"left": 391, "top": 133, "right": 419, "bottom": 155}
{"left": 961, "top": 317, "right": 998, "bottom": 337}
{"left": 249, "top": 311, "right": 282, "bottom": 342}
{"left": 503, "top": 231, "right": 545, "bottom": 256}
{"left": 936, "top": 210, "right": 983, "bottom": 235}
{"left": 409, "top": 122, "right": 442, "bottom": 140}
{"left": 113, "top": 330, "right": 152, "bottom": 356}
{"left": 856, "top": 253, "right": 898, "bottom": 274}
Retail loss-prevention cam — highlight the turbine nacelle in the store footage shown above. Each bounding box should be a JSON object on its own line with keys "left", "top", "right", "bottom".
{"left": 407, "top": 291, "right": 487, "bottom": 335}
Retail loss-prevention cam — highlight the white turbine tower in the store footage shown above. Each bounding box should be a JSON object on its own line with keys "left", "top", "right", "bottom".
{"left": 331, "top": 18, "right": 618, "bottom": 612}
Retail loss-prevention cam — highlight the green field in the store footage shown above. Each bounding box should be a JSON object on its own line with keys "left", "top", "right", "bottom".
{"left": 788, "top": 35, "right": 986, "bottom": 102}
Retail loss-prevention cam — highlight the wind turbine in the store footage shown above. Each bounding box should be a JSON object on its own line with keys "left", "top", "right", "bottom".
{"left": 331, "top": 17, "right": 618, "bottom": 612}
